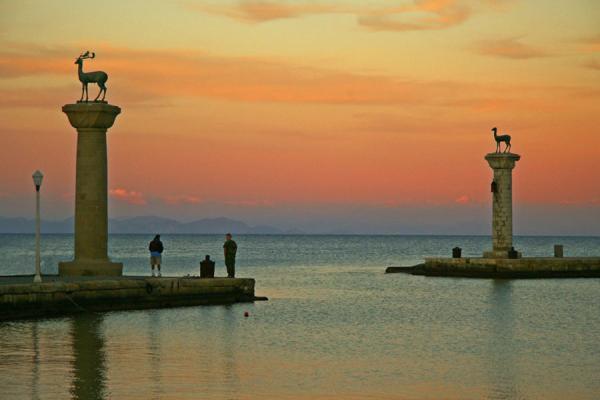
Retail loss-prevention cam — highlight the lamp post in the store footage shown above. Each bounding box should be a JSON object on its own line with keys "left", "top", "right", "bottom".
{"left": 32, "top": 170, "right": 44, "bottom": 283}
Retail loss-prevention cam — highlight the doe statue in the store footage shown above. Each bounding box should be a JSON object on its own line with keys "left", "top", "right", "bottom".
{"left": 74, "top": 51, "right": 108, "bottom": 102}
{"left": 492, "top": 127, "right": 511, "bottom": 153}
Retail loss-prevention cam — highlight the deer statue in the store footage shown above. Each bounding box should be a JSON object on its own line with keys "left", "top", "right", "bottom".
{"left": 74, "top": 51, "right": 108, "bottom": 102}
{"left": 492, "top": 127, "right": 511, "bottom": 153}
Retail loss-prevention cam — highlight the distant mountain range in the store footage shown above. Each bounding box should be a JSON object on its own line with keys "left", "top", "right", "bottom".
{"left": 0, "top": 216, "right": 301, "bottom": 234}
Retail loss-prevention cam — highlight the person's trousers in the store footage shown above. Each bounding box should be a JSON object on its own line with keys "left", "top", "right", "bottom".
{"left": 225, "top": 257, "right": 236, "bottom": 278}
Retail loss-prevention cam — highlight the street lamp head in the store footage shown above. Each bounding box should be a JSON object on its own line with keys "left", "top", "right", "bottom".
{"left": 32, "top": 170, "right": 44, "bottom": 191}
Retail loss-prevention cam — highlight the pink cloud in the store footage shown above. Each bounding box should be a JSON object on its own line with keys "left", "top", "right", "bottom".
{"left": 109, "top": 188, "right": 147, "bottom": 205}
{"left": 187, "top": 0, "right": 345, "bottom": 22}
{"left": 359, "top": 0, "right": 471, "bottom": 32}
{"left": 162, "top": 195, "right": 203, "bottom": 205}
{"left": 473, "top": 37, "right": 549, "bottom": 59}
{"left": 455, "top": 195, "right": 470, "bottom": 204}
{"left": 190, "top": 0, "right": 474, "bottom": 32}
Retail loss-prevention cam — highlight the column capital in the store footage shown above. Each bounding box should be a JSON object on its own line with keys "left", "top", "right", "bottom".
{"left": 484, "top": 152, "right": 521, "bottom": 169}
{"left": 62, "top": 102, "right": 121, "bottom": 130}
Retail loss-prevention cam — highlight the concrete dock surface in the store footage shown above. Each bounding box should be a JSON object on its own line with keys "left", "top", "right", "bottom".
{"left": 0, "top": 274, "right": 264, "bottom": 321}
{"left": 387, "top": 257, "right": 600, "bottom": 278}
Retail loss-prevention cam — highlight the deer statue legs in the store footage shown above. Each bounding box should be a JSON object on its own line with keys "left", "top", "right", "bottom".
{"left": 79, "top": 82, "right": 107, "bottom": 102}
{"left": 93, "top": 83, "right": 107, "bottom": 102}
{"left": 495, "top": 139, "right": 511, "bottom": 153}
{"left": 80, "top": 83, "right": 87, "bottom": 102}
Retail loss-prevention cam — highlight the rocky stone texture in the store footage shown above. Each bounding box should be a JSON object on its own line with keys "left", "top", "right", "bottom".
{"left": 59, "top": 103, "right": 122, "bottom": 276}
{"left": 484, "top": 153, "right": 520, "bottom": 258}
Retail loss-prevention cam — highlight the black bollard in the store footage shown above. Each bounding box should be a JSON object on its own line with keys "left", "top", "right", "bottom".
{"left": 452, "top": 247, "right": 462, "bottom": 258}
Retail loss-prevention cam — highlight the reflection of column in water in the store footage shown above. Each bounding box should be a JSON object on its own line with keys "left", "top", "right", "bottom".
{"left": 147, "top": 310, "right": 163, "bottom": 400}
{"left": 70, "top": 314, "right": 107, "bottom": 400}
{"left": 221, "top": 306, "right": 240, "bottom": 397}
{"left": 485, "top": 280, "right": 518, "bottom": 400}
{"left": 31, "top": 321, "right": 40, "bottom": 400}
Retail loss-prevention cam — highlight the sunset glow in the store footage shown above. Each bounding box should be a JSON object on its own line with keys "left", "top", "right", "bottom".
{"left": 1, "top": 0, "right": 599, "bottom": 233}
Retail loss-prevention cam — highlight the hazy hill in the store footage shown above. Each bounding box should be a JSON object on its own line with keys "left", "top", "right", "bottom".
{"left": 0, "top": 216, "right": 289, "bottom": 234}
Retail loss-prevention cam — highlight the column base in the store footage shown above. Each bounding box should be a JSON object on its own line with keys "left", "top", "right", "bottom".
{"left": 483, "top": 250, "right": 522, "bottom": 259}
{"left": 59, "top": 260, "right": 123, "bottom": 277}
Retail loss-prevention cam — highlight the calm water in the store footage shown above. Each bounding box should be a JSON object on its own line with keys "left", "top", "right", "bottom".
{"left": 1, "top": 234, "right": 600, "bottom": 400}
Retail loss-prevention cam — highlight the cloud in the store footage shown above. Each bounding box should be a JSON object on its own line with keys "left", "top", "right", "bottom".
{"left": 358, "top": 0, "right": 470, "bottom": 32}
{"left": 109, "top": 188, "right": 147, "bottom": 205}
{"left": 0, "top": 43, "right": 73, "bottom": 78}
{"left": 454, "top": 194, "right": 470, "bottom": 204}
{"left": 162, "top": 195, "right": 203, "bottom": 205}
{"left": 189, "top": 0, "right": 473, "bottom": 31}
{"left": 480, "top": 0, "right": 516, "bottom": 10}
{"left": 472, "top": 37, "right": 549, "bottom": 59}
{"left": 2, "top": 41, "right": 596, "bottom": 113}
{"left": 576, "top": 34, "right": 600, "bottom": 53}
{"left": 187, "top": 0, "right": 345, "bottom": 22}
{"left": 0, "top": 42, "right": 473, "bottom": 106}
{"left": 583, "top": 59, "right": 600, "bottom": 71}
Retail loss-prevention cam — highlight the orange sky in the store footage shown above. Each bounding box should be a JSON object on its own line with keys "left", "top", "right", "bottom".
{"left": 0, "top": 0, "right": 599, "bottom": 233}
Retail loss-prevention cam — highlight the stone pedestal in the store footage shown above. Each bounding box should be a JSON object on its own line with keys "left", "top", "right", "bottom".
{"left": 483, "top": 152, "right": 520, "bottom": 259}
{"left": 59, "top": 103, "right": 122, "bottom": 276}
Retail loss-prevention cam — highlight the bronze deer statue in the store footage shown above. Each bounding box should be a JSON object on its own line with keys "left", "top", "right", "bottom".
{"left": 492, "top": 127, "right": 511, "bottom": 153}
{"left": 75, "top": 51, "right": 108, "bottom": 102}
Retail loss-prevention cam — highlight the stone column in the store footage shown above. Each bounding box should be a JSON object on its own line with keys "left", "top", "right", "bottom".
{"left": 59, "top": 103, "right": 122, "bottom": 276}
{"left": 484, "top": 153, "right": 520, "bottom": 259}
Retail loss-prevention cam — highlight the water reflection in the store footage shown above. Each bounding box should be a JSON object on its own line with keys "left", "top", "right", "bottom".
{"left": 31, "top": 322, "right": 40, "bottom": 400}
{"left": 221, "top": 306, "right": 240, "bottom": 398}
{"left": 486, "top": 280, "right": 518, "bottom": 400}
{"left": 147, "top": 310, "right": 163, "bottom": 400}
{"left": 70, "top": 314, "right": 107, "bottom": 400}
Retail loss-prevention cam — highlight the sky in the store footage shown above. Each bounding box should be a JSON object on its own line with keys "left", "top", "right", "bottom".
{"left": 0, "top": 0, "right": 599, "bottom": 234}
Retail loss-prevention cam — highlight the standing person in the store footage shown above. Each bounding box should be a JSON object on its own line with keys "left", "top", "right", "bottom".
{"left": 223, "top": 233, "right": 237, "bottom": 278}
{"left": 148, "top": 234, "right": 164, "bottom": 277}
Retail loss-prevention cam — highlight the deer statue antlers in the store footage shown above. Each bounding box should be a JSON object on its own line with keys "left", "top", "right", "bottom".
{"left": 78, "top": 51, "right": 95, "bottom": 60}
{"left": 74, "top": 50, "right": 108, "bottom": 102}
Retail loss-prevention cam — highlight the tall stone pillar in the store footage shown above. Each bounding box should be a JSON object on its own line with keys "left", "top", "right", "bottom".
{"left": 59, "top": 103, "right": 122, "bottom": 276}
{"left": 484, "top": 153, "right": 520, "bottom": 259}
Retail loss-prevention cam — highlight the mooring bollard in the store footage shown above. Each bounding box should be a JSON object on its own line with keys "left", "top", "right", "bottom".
{"left": 200, "top": 255, "right": 215, "bottom": 278}
{"left": 554, "top": 245, "right": 564, "bottom": 258}
{"left": 452, "top": 247, "right": 462, "bottom": 258}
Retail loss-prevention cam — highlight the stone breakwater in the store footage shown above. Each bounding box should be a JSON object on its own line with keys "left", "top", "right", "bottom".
{"left": 0, "top": 276, "right": 261, "bottom": 321}
{"left": 386, "top": 257, "right": 600, "bottom": 278}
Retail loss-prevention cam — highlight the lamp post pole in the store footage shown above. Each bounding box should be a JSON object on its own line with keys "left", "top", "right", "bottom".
{"left": 32, "top": 170, "right": 44, "bottom": 283}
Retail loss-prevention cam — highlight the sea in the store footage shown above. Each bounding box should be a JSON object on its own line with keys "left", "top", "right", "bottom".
{"left": 1, "top": 234, "right": 599, "bottom": 400}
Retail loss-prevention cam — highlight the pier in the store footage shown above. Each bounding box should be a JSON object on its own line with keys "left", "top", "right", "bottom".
{"left": 0, "top": 275, "right": 262, "bottom": 321}
{"left": 386, "top": 257, "right": 600, "bottom": 278}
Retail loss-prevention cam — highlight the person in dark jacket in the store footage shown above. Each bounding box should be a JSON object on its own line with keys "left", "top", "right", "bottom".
{"left": 223, "top": 233, "right": 237, "bottom": 278}
{"left": 148, "top": 235, "right": 164, "bottom": 277}
{"left": 200, "top": 255, "right": 215, "bottom": 278}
